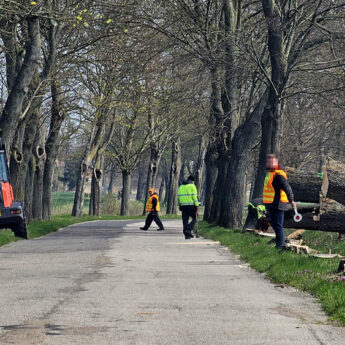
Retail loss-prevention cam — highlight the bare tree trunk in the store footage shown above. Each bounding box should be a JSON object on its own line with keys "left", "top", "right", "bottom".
{"left": 143, "top": 144, "right": 161, "bottom": 214}
{"left": 0, "top": 16, "right": 41, "bottom": 151}
{"left": 194, "top": 136, "right": 206, "bottom": 195}
{"left": 209, "top": 155, "right": 228, "bottom": 224}
{"left": 42, "top": 80, "right": 67, "bottom": 219}
{"left": 89, "top": 154, "right": 104, "bottom": 216}
{"left": 108, "top": 167, "right": 115, "bottom": 195}
{"left": 204, "top": 66, "right": 226, "bottom": 222}
{"left": 219, "top": 90, "right": 269, "bottom": 228}
{"left": 251, "top": 109, "right": 273, "bottom": 199}
{"left": 179, "top": 161, "right": 187, "bottom": 185}
{"left": 24, "top": 155, "right": 35, "bottom": 222}
{"left": 136, "top": 162, "right": 145, "bottom": 201}
{"left": 121, "top": 170, "right": 131, "bottom": 216}
{"left": 159, "top": 176, "right": 165, "bottom": 203}
{"left": 167, "top": 139, "right": 181, "bottom": 214}
{"left": 163, "top": 169, "right": 170, "bottom": 205}
{"left": 251, "top": 0, "right": 285, "bottom": 200}
{"left": 10, "top": 105, "right": 39, "bottom": 203}
{"left": 72, "top": 162, "right": 88, "bottom": 217}
{"left": 32, "top": 126, "right": 46, "bottom": 220}
{"left": 203, "top": 145, "right": 218, "bottom": 221}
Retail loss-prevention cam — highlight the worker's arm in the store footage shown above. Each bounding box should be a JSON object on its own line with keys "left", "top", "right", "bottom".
{"left": 276, "top": 174, "right": 294, "bottom": 204}
{"left": 152, "top": 197, "right": 157, "bottom": 212}
{"left": 191, "top": 184, "right": 200, "bottom": 206}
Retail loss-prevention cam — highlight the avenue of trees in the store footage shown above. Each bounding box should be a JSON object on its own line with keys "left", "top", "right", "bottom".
{"left": 0, "top": 0, "right": 344, "bottom": 228}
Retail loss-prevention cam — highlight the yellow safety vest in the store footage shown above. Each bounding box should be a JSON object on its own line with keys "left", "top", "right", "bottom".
{"left": 145, "top": 194, "right": 160, "bottom": 212}
{"left": 263, "top": 170, "right": 289, "bottom": 204}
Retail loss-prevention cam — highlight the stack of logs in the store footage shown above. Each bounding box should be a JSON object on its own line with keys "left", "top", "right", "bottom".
{"left": 246, "top": 158, "right": 345, "bottom": 233}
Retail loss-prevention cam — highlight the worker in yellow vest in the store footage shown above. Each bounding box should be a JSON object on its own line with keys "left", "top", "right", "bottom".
{"left": 263, "top": 154, "right": 296, "bottom": 249}
{"left": 140, "top": 188, "right": 164, "bottom": 231}
{"left": 177, "top": 175, "right": 199, "bottom": 239}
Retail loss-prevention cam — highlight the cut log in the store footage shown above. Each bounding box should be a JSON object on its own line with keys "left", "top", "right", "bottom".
{"left": 284, "top": 203, "right": 319, "bottom": 220}
{"left": 243, "top": 199, "right": 319, "bottom": 231}
{"left": 284, "top": 211, "right": 320, "bottom": 230}
{"left": 322, "top": 158, "right": 345, "bottom": 206}
{"left": 286, "top": 168, "right": 323, "bottom": 203}
{"left": 284, "top": 210, "right": 345, "bottom": 233}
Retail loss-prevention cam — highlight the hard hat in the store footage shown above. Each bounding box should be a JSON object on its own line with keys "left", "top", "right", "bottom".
{"left": 149, "top": 188, "right": 154, "bottom": 193}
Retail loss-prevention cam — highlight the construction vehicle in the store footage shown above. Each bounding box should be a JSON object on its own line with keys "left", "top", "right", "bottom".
{"left": 0, "top": 146, "right": 28, "bottom": 238}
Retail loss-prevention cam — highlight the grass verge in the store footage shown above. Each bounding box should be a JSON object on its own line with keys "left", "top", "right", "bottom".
{"left": 199, "top": 222, "right": 345, "bottom": 326}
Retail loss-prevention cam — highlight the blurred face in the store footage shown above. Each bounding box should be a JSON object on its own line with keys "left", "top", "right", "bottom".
{"left": 266, "top": 155, "right": 278, "bottom": 170}
{"left": 149, "top": 191, "right": 153, "bottom": 196}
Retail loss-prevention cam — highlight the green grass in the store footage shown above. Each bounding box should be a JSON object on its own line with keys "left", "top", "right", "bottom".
{"left": 199, "top": 222, "right": 345, "bottom": 326}
{"left": 298, "top": 231, "right": 345, "bottom": 256}
{"left": 52, "top": 192, "right": 90, "bottom": 215}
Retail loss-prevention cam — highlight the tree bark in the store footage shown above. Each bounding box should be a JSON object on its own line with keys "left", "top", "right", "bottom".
{"left": 136, "top": 162, "right": 146, "bottom": 201}
{"left": 32, "top": 126, "right": 46, "bottom": 220}
{"left": 322, "top": 158, "right": 345, "bottom": 206}
{"left": 166, "top": 139, "right": 181, "bottom": 214}
{"left": 89, "top": 155, "right": 103, "bottom": 216}
{"left": 158, "top": 176, "right": 165, "bottom": 203}
{"left": 24, "top": 155, "right": 35, "bottom": 222}
{"left": 42, "top": 80, "right": 67, "bottom": 219}
{"left": 121, "top": 170, "right": 131, "bottom": 216}
{"left": 287, "top": 169, "right": 323, "bottom": 203}
{"left": 284, "top": 211, "right": 345, "bottom": 233}
{"left": 72, "top": 162, "right": 88, "bottom": 218}
{"left": 10, "top": 98, "right": 40, "bottom": 203}
{"left": 143, "top": 143, "right": 161, "bottom": 214}
{"left": 179, "top": 161, "right": 187, "bottom": 186}
{"left": 0, "top": 16, "right": 41, "bottom": 151}
{"left": 251, "top": 109, "right": 273, "bottom": 199}
{"left": 194, "top": 136, "right": 206, "bottom": 196}
{"left": 203, "top": 144, "right": 218, "bottom": 221}
{"left": 209, "top": 154, "right": 228, "bottom": 224}
{"left": 252, "top": 0, "right": 285, "bottom": 199}
{"left": 108, "top": 167, "right": 115, "bottom": 195}
{"left": 219, "top": 89, "right": 269, "bottom": 228}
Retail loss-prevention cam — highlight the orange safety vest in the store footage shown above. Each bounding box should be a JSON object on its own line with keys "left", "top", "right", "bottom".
{"left": 145, "top": 194, "right": 160, "bottom": 212}
{"left": 263, "top": 170, "right": 289, "bottom": 204}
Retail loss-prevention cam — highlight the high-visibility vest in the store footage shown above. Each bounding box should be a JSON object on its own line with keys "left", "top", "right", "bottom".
{"left": 177, "top": 183, "right": 200, "bottom": 206}
{"left": 145, "top": 194, "right": 160, "bottom": 212}
{"left": 263, "top": 170, "right": 289, "bottom": 204}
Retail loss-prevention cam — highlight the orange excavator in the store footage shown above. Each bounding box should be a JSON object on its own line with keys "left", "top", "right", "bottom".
{"left": 0, "top": 146, "right": 28, "bottom": 238}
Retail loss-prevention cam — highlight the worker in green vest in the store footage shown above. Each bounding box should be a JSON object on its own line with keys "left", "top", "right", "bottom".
{"left": 177, "top": 175, "right": 200, "bottom": 239}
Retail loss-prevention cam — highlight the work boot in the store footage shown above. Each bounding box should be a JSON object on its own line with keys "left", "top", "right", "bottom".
{"left": 157, "top": 228, "right": 165, "bottom": 231}
{"left": 139, "top": 227, "right": 148, "bottom": 231}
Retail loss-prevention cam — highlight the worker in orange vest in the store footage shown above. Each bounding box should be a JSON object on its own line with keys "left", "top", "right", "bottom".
{"left": 263, "top": 154, "right": 296, "bottom": 249}
{"left": 140, "top": 188, "right": 165, "bottom": 231}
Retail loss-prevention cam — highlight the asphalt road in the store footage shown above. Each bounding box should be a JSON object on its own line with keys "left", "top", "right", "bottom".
{"left": 0, "top": 220, "right": 344, "bottom": 345}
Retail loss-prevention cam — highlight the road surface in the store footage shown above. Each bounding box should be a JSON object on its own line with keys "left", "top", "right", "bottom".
{"left": 0, "top": 220, "right": 343, "bottom": 345}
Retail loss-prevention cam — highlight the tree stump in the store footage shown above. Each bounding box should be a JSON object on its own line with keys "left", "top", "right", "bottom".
{"left": 322, "top": 158, "right": 345, "bottom": 206}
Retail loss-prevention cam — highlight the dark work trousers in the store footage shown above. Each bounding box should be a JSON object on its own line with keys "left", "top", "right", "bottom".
{"left": 181, "top": 206, "right": 197, "bottom": 236}
{"left": 143, "top": 211, "right": 164, "bottom": 230}
{"left": 267, "top": 208, "right": 285, "bottom": 248}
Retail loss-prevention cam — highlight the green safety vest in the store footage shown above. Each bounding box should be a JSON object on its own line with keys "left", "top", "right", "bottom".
{"left": 178, "top": 183, "right": 200, "bottom": 206}
{"left": 248, "top": 202, "right": 266, "bottom": 219}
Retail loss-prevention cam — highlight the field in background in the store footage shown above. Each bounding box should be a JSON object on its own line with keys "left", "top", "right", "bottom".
{"left": 52, "top": 192, "right": 144, "bottom": 216}
{"left": 52, "top": 192, "right": 203, "bottom": 217}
